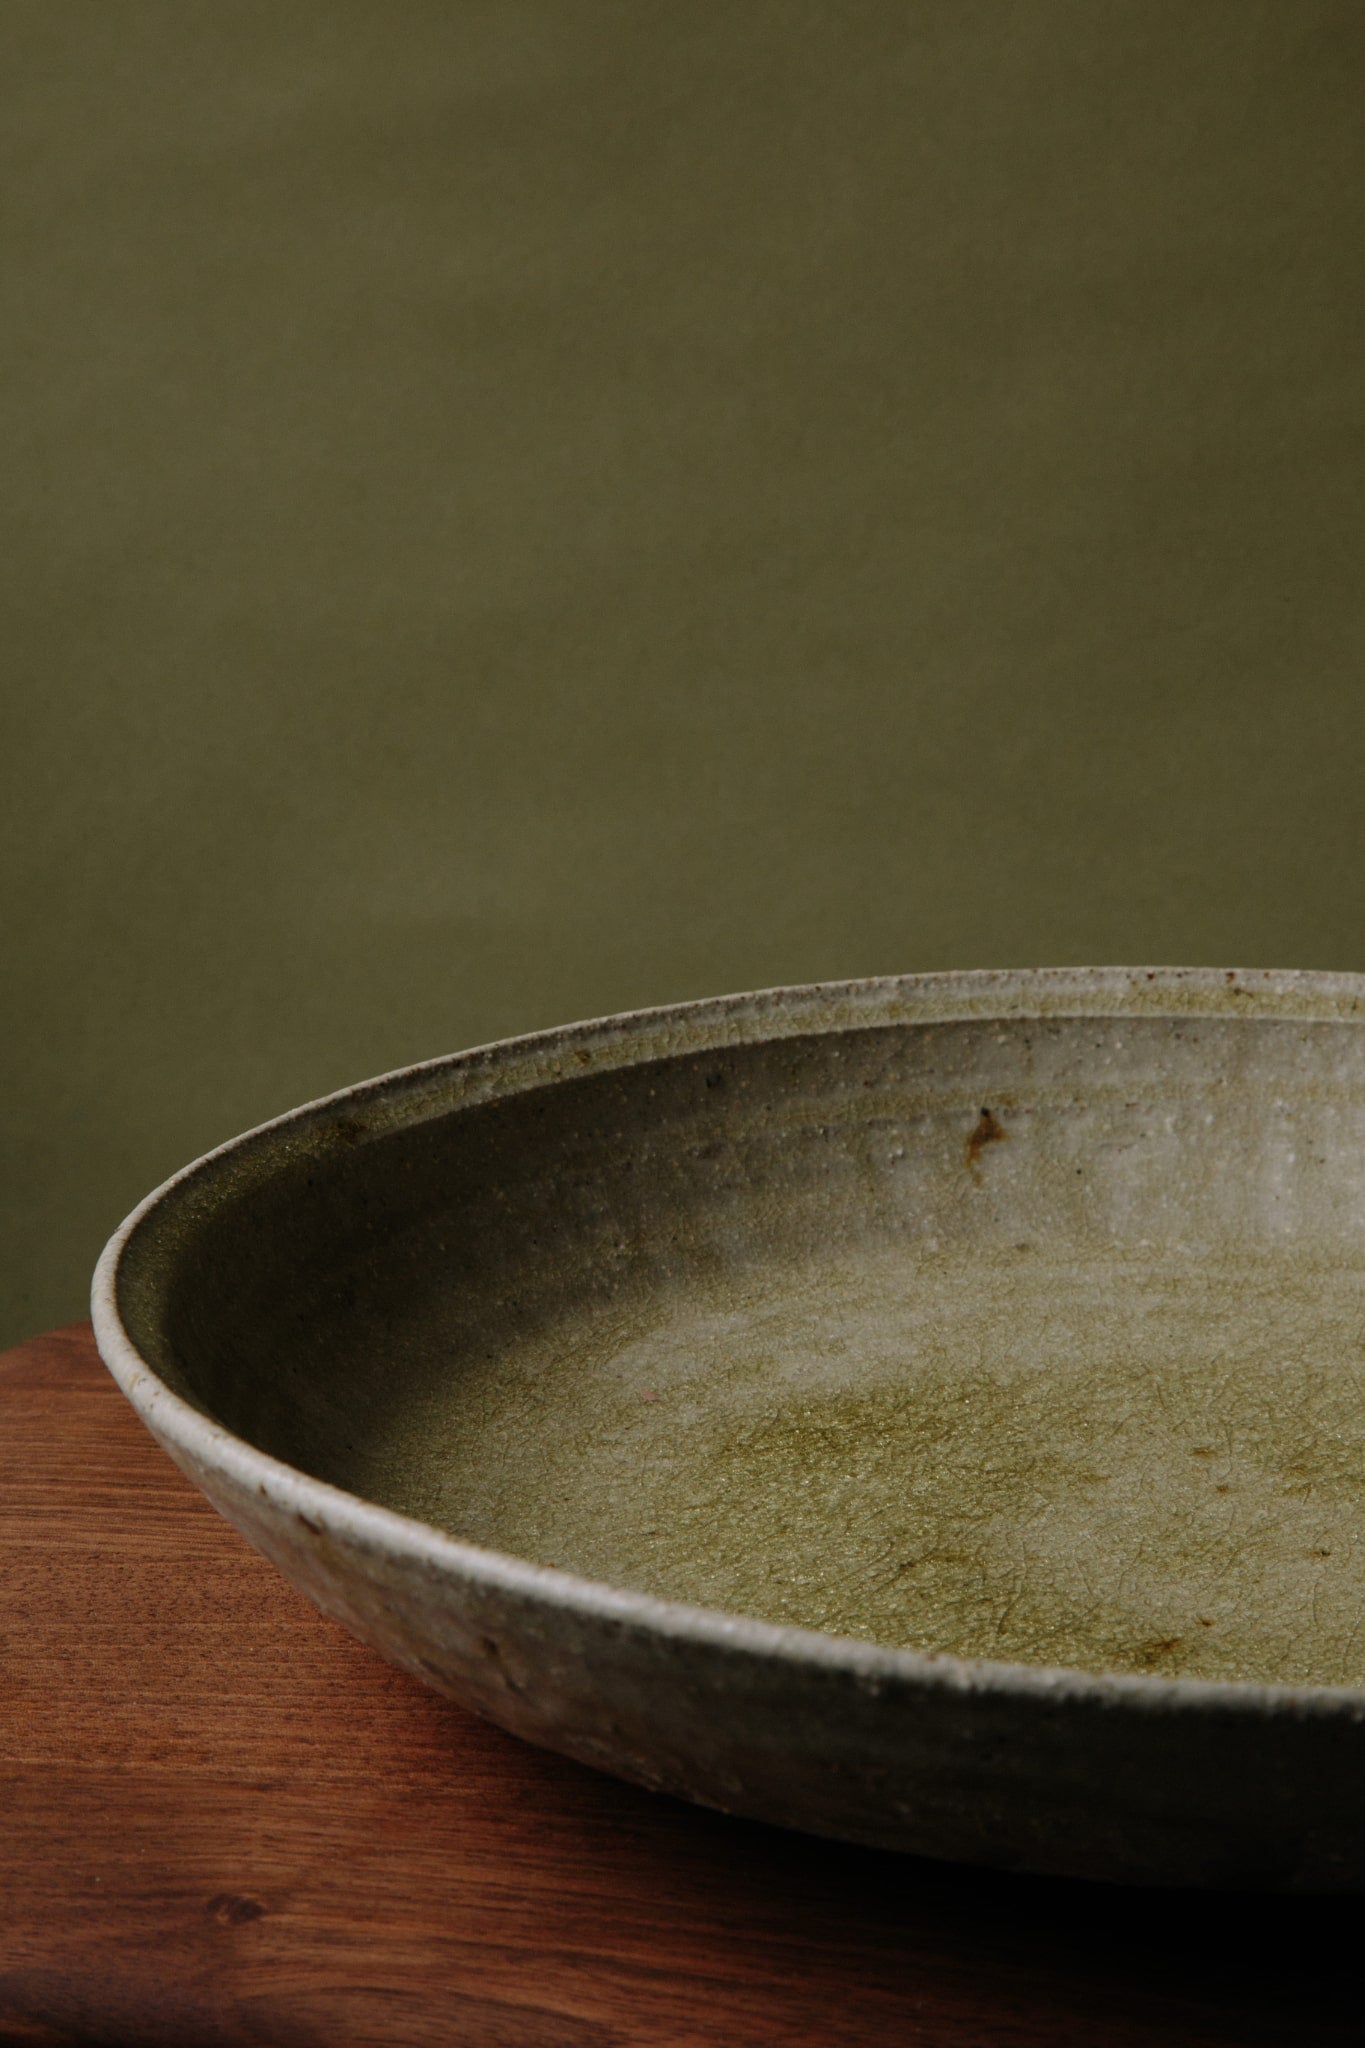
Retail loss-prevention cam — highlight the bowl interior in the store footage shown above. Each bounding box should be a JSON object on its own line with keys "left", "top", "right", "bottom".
{"left": 123, "top": 1008, "right": 1365, "bottom": 1687}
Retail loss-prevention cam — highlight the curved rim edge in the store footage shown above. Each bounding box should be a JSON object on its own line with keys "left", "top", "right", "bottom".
{"left": 92, "top": 966, "right": 1365, "bottom": 1722}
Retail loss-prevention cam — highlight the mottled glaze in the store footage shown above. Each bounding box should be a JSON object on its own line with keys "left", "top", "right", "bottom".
{"left": 93, "top": 970, "right": 1365, "bottom": 1886}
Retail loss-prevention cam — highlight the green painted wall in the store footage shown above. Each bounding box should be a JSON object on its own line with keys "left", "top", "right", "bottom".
{"left": 4, "top": 3, "right": 1364, "bottom": 1346}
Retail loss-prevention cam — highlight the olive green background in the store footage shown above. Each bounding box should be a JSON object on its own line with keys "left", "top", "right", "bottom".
{"left": 3, "top": 2, "right": 1363, "bottom": 1348}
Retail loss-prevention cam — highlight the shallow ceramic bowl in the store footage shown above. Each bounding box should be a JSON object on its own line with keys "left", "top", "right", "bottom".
{"left": 93, "top": 969, "right": 1365, "bottom": 1888}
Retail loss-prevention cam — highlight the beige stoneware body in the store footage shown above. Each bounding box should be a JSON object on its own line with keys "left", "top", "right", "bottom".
{"left": 93, "top": 970, "right": 1365, "bottom": 1887}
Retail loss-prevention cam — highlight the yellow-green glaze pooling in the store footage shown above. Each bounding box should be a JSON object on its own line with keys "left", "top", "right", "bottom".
{"left": 373, "top": 1246, "right": 1365, "bottom": 1687}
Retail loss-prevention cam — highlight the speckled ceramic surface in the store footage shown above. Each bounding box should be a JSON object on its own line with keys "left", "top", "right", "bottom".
{"left": 93, "top": 970, "right": 1365, "bottom": 1886}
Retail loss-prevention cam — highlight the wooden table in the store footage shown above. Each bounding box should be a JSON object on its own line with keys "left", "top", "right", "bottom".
{"left": 2, "top": 1325, "right": 1360, "bottom": 2046}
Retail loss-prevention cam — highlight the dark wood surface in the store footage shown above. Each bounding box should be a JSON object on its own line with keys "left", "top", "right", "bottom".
{"left": 1, "top": 1325, "right": 1361, "bottom": 2047}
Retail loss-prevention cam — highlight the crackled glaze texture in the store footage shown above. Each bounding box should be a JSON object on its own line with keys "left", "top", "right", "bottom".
{"left": 95, "top": 972, "right": 1365, "bottom": 1887}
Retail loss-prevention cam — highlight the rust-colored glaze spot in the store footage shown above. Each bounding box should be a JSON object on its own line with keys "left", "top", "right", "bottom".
{"left": 966, "top": 1107, "right": 1007, "bottom": 1178}
{"left": 1134, "top": 1637, "right": 1184, "bottom": 1668}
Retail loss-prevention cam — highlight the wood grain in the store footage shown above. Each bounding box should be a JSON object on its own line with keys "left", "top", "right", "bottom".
{"left": 0, "top": 1325, "right": 1360, "bottom": 2047}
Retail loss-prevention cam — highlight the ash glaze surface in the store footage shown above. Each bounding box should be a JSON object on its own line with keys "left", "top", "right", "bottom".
{"left": 369, "top": 1243, "right": 1365, "bottom": 1687}
{"left": 94, "top": 970, "right": 1365, "bottom": 1887}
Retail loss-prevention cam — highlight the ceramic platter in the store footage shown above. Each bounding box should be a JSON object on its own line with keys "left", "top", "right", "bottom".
{"left": 93, "top": 969, "right": 1365, "bottom": 1887}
